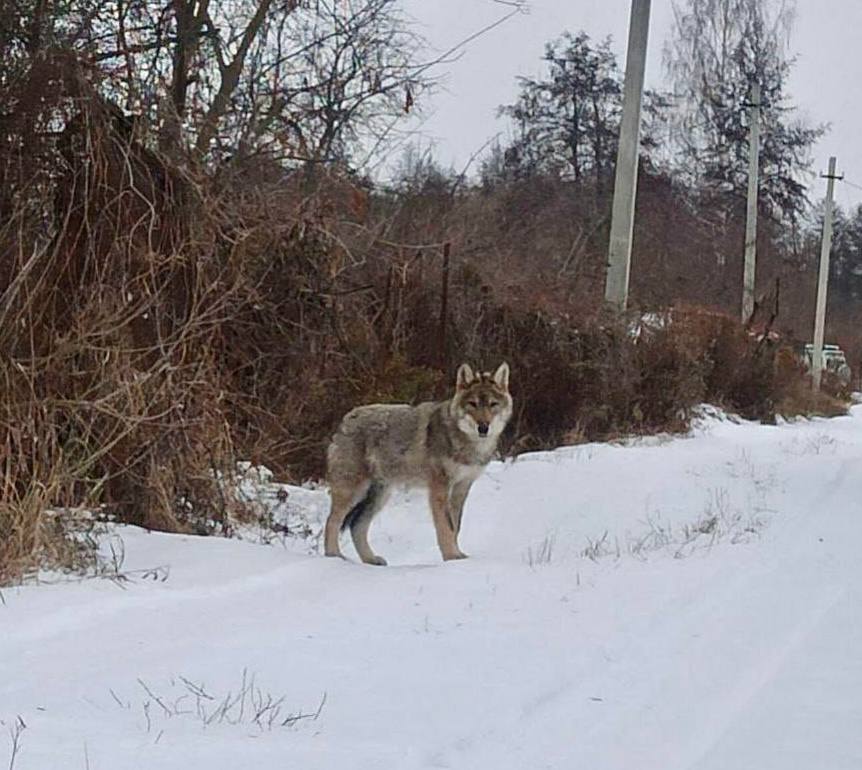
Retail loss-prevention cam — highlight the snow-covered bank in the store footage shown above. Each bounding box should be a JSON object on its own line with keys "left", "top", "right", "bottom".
{"left": 2, "top": 408, "right": 861, "bottom": 769}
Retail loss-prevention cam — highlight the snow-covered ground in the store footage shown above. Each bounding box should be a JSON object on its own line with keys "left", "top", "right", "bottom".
{"left": 2, "top": 407, "right": 861, "bottom": 769}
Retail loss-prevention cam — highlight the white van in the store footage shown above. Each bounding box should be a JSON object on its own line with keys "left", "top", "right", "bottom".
{"left": 802, "top": 343, "right": 852, "bottom": 384}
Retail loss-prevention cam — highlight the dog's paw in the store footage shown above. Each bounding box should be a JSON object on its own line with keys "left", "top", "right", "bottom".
{"left": 362, "top": 554, "right": 388, "bottom": 566}
{"left": 443, "top": 551, "right": 469, "bottom": 561}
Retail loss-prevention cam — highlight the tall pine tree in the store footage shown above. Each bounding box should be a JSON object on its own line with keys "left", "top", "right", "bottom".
{"left": 498, "top": 32, "right": 622, "bottom": 183}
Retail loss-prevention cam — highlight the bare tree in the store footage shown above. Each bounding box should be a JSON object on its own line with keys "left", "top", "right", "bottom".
{"left": 664, "top": 0, "right": 822, "bottom": 221}
{"left": 224, "top": 0, "right": 428, "bottom": 168}
{"left": 16, "top": 0, "right": 428, "bottom": 170}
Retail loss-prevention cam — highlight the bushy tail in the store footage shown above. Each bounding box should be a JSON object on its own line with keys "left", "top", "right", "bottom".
{"left": 341, "top": 482, "right": 384, "bottom": 533}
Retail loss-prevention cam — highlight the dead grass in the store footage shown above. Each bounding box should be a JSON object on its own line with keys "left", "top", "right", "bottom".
{"left": 580, "top": 490, "right": 764, "bottom": 565}
{"left": 118, "top": 671, "right": 326, "bottom": 735}
{"left": 4, "top": 715, "right": 26, "bottom": 770}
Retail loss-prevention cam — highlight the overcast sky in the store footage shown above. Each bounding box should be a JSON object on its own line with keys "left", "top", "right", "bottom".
{"left": 399, "top": 0, "right": 862, "bottom": 210}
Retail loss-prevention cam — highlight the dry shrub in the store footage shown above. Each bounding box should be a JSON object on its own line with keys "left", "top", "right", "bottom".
{"left": 444, "top": 300, "right": 843, "bottom": 456}
{"left": 772, "top": 348, "right": 850, "bottom": 418}
{"left": 666, "top": 307, "right": 779, "bottom": 420}
{"left": 451, "top": 305, "right": 703, "bottom": 454}
{"left": 664, "top": 306, "right": 850, "bottom": 421}
{"left": 0, "top": 61, "right": 421, "bottom": 579}
{"left": 0, "top": 67, "right": 239, "bottom": 579}
{"left": 0, "top": 429, "right": 72, "bottom": 583}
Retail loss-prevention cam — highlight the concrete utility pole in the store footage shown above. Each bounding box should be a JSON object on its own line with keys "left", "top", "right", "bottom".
{"left": 812, "top": 156, "right": 841, "bottom": 391}
{"left": 741, "top": 82, "right": 761, "bottom": 324}
{"left": 605, "top": 0, "right": 651, "bottom": 312}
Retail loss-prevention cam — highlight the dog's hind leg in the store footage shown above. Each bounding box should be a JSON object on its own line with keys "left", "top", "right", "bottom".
{"left": 349, "top": 483, "right": 391, "bottom": 566}
{"left": 324, "top": 477, "right": 369, "bottom": 559}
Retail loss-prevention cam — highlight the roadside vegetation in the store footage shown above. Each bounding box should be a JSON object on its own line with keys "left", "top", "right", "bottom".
{"left": 1, "top": 0, "right": 856, "bottom": 582}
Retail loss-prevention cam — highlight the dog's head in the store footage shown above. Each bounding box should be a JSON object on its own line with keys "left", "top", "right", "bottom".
{"left": 451, "top": 362, "right": 512, "bottom": 441}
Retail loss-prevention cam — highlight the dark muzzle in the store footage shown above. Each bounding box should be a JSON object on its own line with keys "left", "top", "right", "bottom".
{"left": 477, "top": 421, "right": 489, "bottom": 436}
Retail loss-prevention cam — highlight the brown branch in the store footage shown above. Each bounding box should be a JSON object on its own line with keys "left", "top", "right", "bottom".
{"left": 195, "top": 0, "right": 298, "bottom": 156}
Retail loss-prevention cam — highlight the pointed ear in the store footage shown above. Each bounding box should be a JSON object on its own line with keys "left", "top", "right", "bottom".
{"left": 456, "top": 363, "right": 475, "bottom": 391}
{"left": 493, "top": 362, "right": 510, "bottom": 391}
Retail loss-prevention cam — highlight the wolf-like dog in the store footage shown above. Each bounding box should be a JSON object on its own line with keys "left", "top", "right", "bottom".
{"left": 324, "top": 362, "right": 512, "bottom": 565}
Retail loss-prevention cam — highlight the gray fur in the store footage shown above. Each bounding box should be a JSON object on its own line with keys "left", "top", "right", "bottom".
{"left": 324, "top": 362, "right": 513, "bottom": 565}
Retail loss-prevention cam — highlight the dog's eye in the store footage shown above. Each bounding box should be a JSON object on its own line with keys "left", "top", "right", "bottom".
{"left": 489, "top": 401, "right": 499, "bottom": 408}
{"left": 468, "top": 400, "right": 479, "bottom": 409}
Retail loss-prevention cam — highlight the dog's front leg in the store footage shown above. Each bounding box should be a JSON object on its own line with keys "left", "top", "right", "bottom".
{"left": 448, "top": 479, "right": 473, "bottom": 538}
{"left": 429, "top": 471, "right": 467, "bottom": 561}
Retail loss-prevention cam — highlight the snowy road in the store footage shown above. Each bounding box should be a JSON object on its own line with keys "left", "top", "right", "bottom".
{"left": 2, "top": 407, "right": 861, "bottom": 769}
